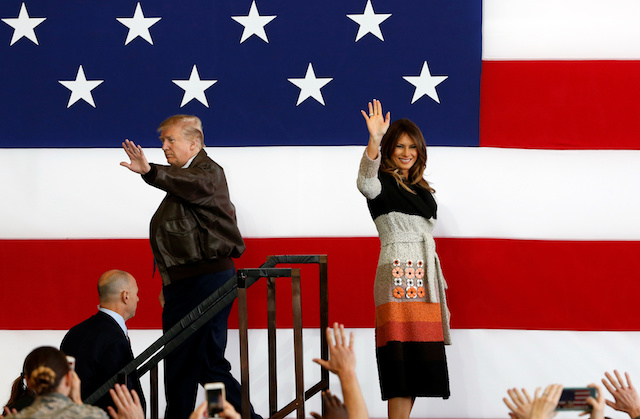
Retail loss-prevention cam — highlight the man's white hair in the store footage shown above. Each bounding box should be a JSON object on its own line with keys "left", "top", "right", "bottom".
{"left": 158, "top": 114, "right": 205, "bottom": 148}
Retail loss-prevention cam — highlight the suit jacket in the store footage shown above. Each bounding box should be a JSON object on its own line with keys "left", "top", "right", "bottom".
{"left": 60, "top": 311, "right": 146, "bottom": 413}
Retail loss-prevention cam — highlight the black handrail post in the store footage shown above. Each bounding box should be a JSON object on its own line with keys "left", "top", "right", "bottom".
{"left": 291, "top": 268, "right": 305, "bottom": 419}
{"left": 318, "top": 255, "right": 329, "bottom": 417}
{"left": 150, "top": 364, "right": 159, "bottom": 419}
{"left": 237, "top": 270, "right": 251, "bottom": 419}
{"left": 267, "top": 275, "right": 278, "bottom": 417}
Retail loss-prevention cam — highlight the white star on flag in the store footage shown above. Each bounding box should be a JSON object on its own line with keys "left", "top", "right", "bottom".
{"left": 403, "top": 61, "right": 448, "bottom": 104}
{"left": 172, "top": 65, "right": 217, "bottom": 108}
{"left": 231, "top": 1, "right": 276, "bottom": 43}
{"left": 116, "top": 2, "right": 161, "bottom": 45}
{"left": 58, "top": 65, "right": 104, "bottom": 108}
{"left": 288, "top": 63, "right": 333, "bottom": 106}
{"left": 2, "top": 2, "right": 46, "bottom": 46}
{"left": 347, "top": 0, "right": 391, "bottom": 42}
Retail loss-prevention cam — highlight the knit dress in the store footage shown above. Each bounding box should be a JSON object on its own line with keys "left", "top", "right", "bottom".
{"left": 357, "top": 151, "right": 451, "bottom": 400}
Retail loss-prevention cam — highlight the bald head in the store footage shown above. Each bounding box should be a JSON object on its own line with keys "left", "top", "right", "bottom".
{"left": 98, "top": 270, "right": 133, "bottom": 302}
{"left": 97, "top": 270, "right": 139, "bottom": 320}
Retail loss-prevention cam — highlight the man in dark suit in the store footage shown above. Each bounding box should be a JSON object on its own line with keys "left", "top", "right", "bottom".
{"left": 61, "top": 269, "right": 146, "bottom": 414}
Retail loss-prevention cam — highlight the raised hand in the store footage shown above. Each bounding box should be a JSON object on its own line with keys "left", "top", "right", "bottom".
{"left": 188, "top": 400, "right": 241, "bottom": 419}
{"left": 108, "top": 384, "right": 144, "bottom": 419}
{"left": 310, "top": 390, "right": 349, "bottom": 419}
{"left": 220, "top": 401, "right": 241, "bottom": 419}
{"left": 602, "top": 370, "right": 640, "bottom": 418}
{"left": 529, "top": 384, "right": 562, "bottom": 419}
{"left": 361, "top": 99, "right": 390, "bottom": 159}
{"left": 313, "top": 323, "right": 356, "bottom": 377}
{"left": 69, "top": 370, "right": 83, "bottom": 404}
{"left": 188, "top": 401, "right": 206, "bottom": 419}
{"left": 580, "top": 383, "right": 605, "bottom": 419}
{"left": 121, "top": 139, "right": 151, "bottom": 174}
{"left": 312, "top": 323, "right": 368, "bottom": 419}
{"left": 504, "top": 387, "right": 534, "bottom": 419}
{"left": 4, "top": 406, "right": 18, "bottom": 416}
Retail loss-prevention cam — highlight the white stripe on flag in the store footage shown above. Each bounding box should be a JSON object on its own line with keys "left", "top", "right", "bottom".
{"left": 483, "top": 0, "right": 640, "bottom": 59}
{"left": 3, "top": 147, "right": 640, "bottom": 240}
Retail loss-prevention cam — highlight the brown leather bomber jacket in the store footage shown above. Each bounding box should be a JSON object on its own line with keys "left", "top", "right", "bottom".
{"left": 142, "top": 149, "right": 245, "bottom": 285}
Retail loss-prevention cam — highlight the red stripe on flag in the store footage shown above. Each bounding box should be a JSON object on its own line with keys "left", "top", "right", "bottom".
{"left": 480, "top": 60, "right": 640, "bottom": 150}
{"left": 1, "top": 238, "right": 639, "bottom": 331}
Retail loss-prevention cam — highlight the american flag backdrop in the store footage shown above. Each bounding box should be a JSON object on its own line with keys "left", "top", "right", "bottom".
{"left": 2, "top": 0, "right": 640, "bottom": 417}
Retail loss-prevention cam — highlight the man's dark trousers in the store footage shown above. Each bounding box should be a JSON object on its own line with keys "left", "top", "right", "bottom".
{"left": 162, "top": 268, "right": 262, "bottom": 419}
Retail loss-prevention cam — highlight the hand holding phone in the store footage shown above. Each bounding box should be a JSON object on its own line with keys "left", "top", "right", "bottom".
{"left": 66, "top": 356, "right": 76, "bottom": 371}
{"left": 205, "top": 382, "right": 225, "bottom": 418}
{"left": 555, "top": 387, "right": 597, "bottom": 411}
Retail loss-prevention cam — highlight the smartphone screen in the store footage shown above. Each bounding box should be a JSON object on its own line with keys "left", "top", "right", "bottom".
{"left": 205, "top": 383, "right": 225, "bottom": 418}
{"left": 66, "top": 356, "right": 76, "bottom": 371}
{"left": 556, "top": 387, "right": 596, "bottom": 411}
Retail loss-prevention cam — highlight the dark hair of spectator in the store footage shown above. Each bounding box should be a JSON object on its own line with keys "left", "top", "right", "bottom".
{"left": 23, "top": 346, "right": 69, "bottom": 396}
{"left": 4, "top": 372, "right": 36, "bottom": 411}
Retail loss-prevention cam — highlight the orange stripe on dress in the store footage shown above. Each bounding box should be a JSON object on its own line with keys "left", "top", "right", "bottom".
{"left": 376, "top": 301, "right": 442, "bottom": 326}
{"left": 375, "top": 320, "right": 445, "bottom": 346}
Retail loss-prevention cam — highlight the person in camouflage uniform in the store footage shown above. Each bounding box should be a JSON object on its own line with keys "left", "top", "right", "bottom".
{"left": 7, "top": 347, "right": 107, "bottom": 419}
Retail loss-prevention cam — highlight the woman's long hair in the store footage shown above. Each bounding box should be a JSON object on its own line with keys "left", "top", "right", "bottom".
{"left": 23, "top": 347, "right": 69, "bottom": 396}
{"left": 5, "top": 373, "right": 35, "bottom": 409}
{"left": 380, "top": 118, "right": 434, "bottom": 193}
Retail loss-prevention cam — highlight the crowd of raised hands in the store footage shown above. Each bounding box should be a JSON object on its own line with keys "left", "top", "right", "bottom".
{"left": 87, "top": 382, "right": 244, "bottom": 419}
{"left": 11, "top": 324, "right": 638, "bottom": 419}
{"left": 2, "top": 380, "right": 147, "bottom": 419}
{"left": 3, "top": 323, "right": 364, "bottom": 419}
{"left": 505, "top": 370, "right": 640, "bottom": 419}
{"left": 103, "top": 360, "right": 640, "bottom": 419}
{"left": 310, "top": 324, "right": 640, "bottom": 419}
{"left": 1, "top": 365, "right": 242, "bottom": 419}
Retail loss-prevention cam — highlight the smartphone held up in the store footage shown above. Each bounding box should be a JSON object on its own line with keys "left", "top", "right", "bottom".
{"left": 205, "top": 382, "right": 226, "bottom": 418}
{"left": 66, "top": 356, "right": 76, "bottom": 371}
{"left": 555, "top": 387, "right": 597, "bottom": 411}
